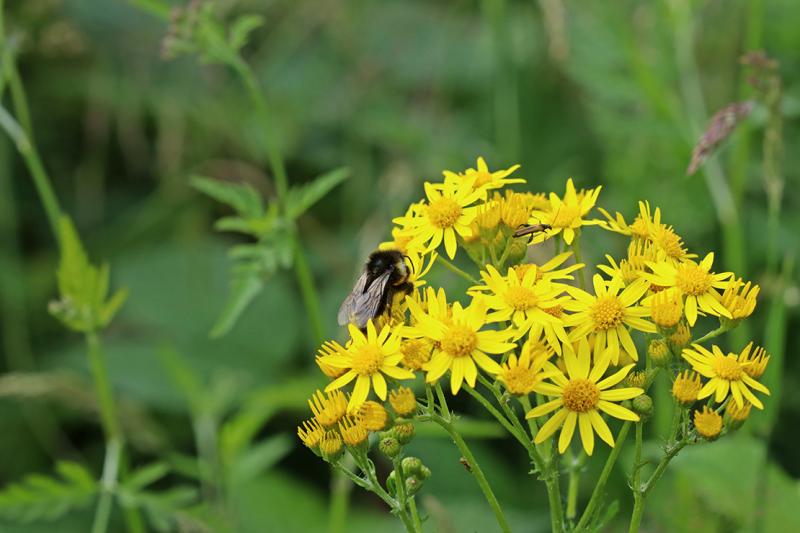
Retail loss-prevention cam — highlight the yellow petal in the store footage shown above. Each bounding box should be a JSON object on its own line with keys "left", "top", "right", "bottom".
{"left": 558, "top": 412, "right": 578, "bottom": 453}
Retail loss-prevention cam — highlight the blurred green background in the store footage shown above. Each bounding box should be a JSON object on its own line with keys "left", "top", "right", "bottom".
{"left": 1, "top": 0, "right": 798, "bottom": 531}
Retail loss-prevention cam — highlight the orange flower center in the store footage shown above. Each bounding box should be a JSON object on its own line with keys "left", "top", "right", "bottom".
{"left": 351, "top": 344, "right": 384, "bottom": 375}
{"left": 590, "top": 296, "right": 625, "bottom": 330}
{"left": 711, "top": 354, "right": 743, "bottom": 380}
{"left": 441, "top": 324, "right": 477, "bottom": 358}
{"left": 427, "top": 197, "right": 462, "bottom": 228}
{"left": 675, "top": 263, "right": 712, "bottom": 295}
{"left": 505, "top": 286, "right": 538, "bottom": 311}
{"left": 562, "top": 379, "right": 600, "bottom": 412}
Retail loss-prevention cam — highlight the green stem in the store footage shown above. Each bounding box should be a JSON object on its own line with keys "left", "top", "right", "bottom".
{"left": 0, "top": 104, "right": 62, "bottom": 240}
{"left": 329, "top": 462, "right": 352, "bottom": 533}
{"left": 392, "top": 456, "right": 422, "bottom": 533}
{"left": 434, "top": 383, "right": 450, "bottom": 420}
{"left": 463, "top": 384, "right": 529, "bottom": 448}
{"left": 628, "top": 423, "right": 645, "bottom": 533}
{"left": 426, "top": 386, "right": 510, "bottom": 533}
{"left": 692, "top": 324, "right": 729, "bottom": 345}
{"left": 409, "top": 497, "right": 423, "bottom": 532}
{"left": 435, "top": 255, "right": 479, "bottom": 284}
{"left": 565, "top": 449, "right": 584, "bottom": 521}
{"left": 86, "top": 331, "right": 121, "bottom": 441}
{"left": 444, "top": 422, "right": 511, "bottom": 533}
{"left": 574, "top": 421, "right": 632, "bottom": 531}
{"left": 92, "top": 437, "right": 122, "bottom": 533}
{"left": 292, "top": 238, "right": 325, "bottom": 344}
{"left": 642, "top": 439, "right": 688, "bottom": 496}
{"left": 520, "top": 395, "right": 564, "bottom": 531}
{"left": 231, "top": 59, "right": 325, "bottom": 345}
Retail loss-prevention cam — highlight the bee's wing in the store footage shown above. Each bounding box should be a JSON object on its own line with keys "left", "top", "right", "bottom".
{"left": 338, "top": 270, "right": 392, "bottom": 328}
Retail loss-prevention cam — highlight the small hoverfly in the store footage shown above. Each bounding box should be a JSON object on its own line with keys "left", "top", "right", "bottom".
{"left": 337, "top": 250, "right": 413, "bottom": 330}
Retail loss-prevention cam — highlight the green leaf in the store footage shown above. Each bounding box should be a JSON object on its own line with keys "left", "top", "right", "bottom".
{"left": 228, "top": 434, "right": 292, "bottom": 486}
{"left": 285, "top": 167, "right": 349, "bottom": 220}
{"left": 190, "top": 175, "right": 264, "bottom": 220}
{"left": 0, "top": 462, "right": 97, "bottom": 523}
{"left": 49, "top": 216, "right": 127, "bottom": 332}
{"left": 209, "top": 261, "right": 266, "bottom": 338}
{"left": 124, "top": 463, "right": 170, "bottom": 493}
{"left": 229, "top": 15, "right": 265, "bottom": 52}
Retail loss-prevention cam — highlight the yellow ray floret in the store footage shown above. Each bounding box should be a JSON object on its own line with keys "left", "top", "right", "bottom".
{"left": 526, "top": 339, "right": 643, "bottom": 455}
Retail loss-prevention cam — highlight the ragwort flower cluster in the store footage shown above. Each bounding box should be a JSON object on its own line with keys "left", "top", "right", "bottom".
{"left": 297, "top": 157, "right": 770, "bottom": 533}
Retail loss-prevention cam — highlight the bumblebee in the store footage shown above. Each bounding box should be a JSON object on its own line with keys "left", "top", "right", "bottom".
{"left": 338, "top": 250, "right": 413, "bottom": 329}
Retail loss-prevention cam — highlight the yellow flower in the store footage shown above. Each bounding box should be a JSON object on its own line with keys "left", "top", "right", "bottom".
{"left": 563, "top": 276, "right": 655, "bottom": 363}
{"left": 406, "top": 295, "right": 516, "bottom": 394}
{"left": 596, "top": 201, "right": 656, "bottom": 239}
{"left": 694, "top": 406, "right": 723, "bottom": 439}
{"left": 598, "top": 239, "right": 662, "bottom": 286}
{"left": 719, "top": 278, "right": 759, "bottom": 320}
{"left": 406, "top": 249, "right": 437, "bottom": 289}
{"left": 529, "top": 178, "right": 602, "bottom": 245}
{"left": 513, "top": 252, "right": 584, "bottom": 283}
{"left": 471, "top": 264, "right": 570, "bottom": 354}
{"left": 320, "top": 430, "right": 344, "bottom": 459}
{"left": 297, "top": 419, "right": 325, "bottom": 448}
{"left": 382, "top": 203, "right": 427, "bottom": 255}
{"left": 644, "top": 253, "right": 734, "bottom": 326}
{"left": 323, "top": 321, "right": 415, "bottom": 410}
{"left": 647, "top": 339, "right": 671, "bottom": 366}
{"left": 672, "top": 370, "right": 702, "bottom": 405}
{"left": 442, "top": 156, "right": 524, "bottom": 198}
{"left": 682, "top": 343, "right": 770, "bottom": 409}
{"left": 725, "top": 400, "right": 752, "bottom": 423}
{"left": 316, "top": 340, "right": 348, "bottom": 378}
{"left": 648, "top": 289, "right": 683, "bottom": 328}
{"left": 738, "top": 342, "right": 769, "bottom": 379}
{"left": 339, "top": 415, "right": 369, "bottom": 446}
{"left": 400, "top": 337, "right": 433, "bottom": 370}
{"left": 669, "top": 322, "right": 692, "bottom": 349}
{"left": 399, "top": 180, "right": 482, "bottom": 259}
{"left": 308, "top": 390, "right": 348, "bottom": 428}
{"left": 526, "top": 339, "right": 643, "bottom": 455}
{"left": 497, "top": 340, "right": 552, "bottom": 395}
{"left": 389, "top": 387, "right": 417, "bottom": 416}
{"left": 358, "top": 401, "right": 389, "bottom": 431}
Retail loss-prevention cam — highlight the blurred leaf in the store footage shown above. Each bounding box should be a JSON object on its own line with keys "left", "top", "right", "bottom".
{"left": 285, "top": 167, "right": 350, "bottom": 220}
{"left": 123, "top": 485, "right": 200, "bottom": 533}
{"left": 227, "top": 434, "right": 292, "bottom": 486}
{"left": 220, "top": 374, "right": 324, "bottom": 465}
{"left": 669, "top": 433, "right": 763, "bottom": 522}
{"left": 191, "top": 176, "right": 264, "bottom": 221}
{"left": 229, "top": 15, "right": 265, "bottom": 52}
{"left": 210, "top": 261, "right": 266, "bottom": 338}
{"left": 0, "top": 462, "right": 97, "bottom": 524}
{"left": 123, "top": 463, "right": 171, "bottom": 493}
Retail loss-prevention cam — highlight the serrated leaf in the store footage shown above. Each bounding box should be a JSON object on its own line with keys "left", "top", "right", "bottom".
{"left": 209, "top": 262, "right": 266, "bottom": 338}
{"left": 50, "top": 216, "right": 127, "bottom": 332}
{"left": 190, "top": 175, "right": 264, "bottom": 220}
{"left": 0, "top": 462, "right": 97, "bottom": 524}
{"left": 229, "top": 14, "right": 265, "bottom": 52}
{"left": 285, "top": 167, "right": 349, "bottom": 220}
